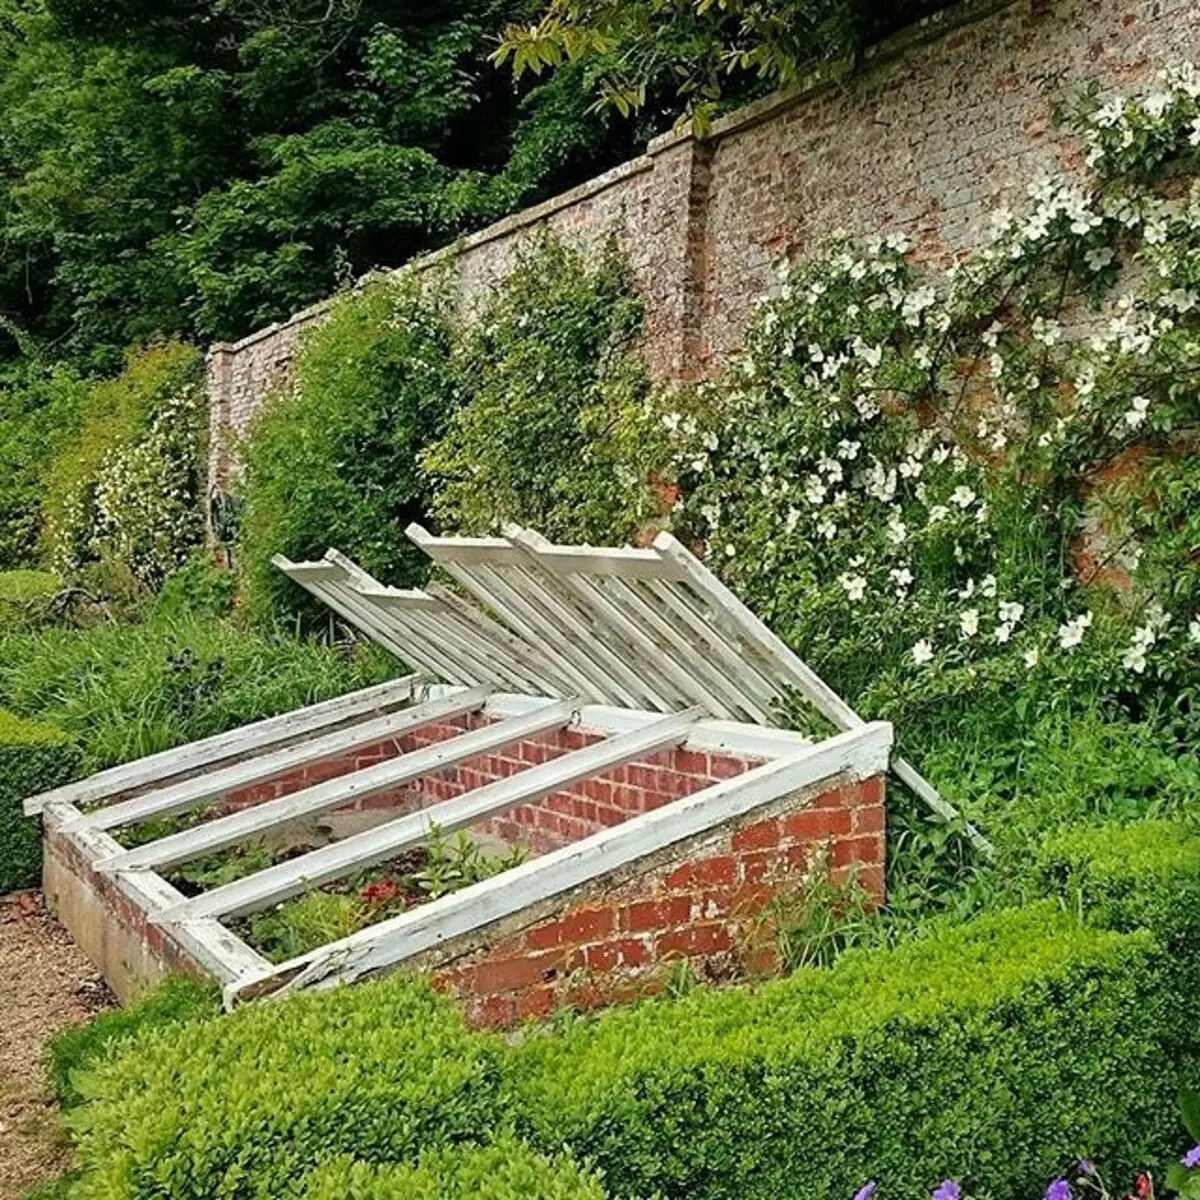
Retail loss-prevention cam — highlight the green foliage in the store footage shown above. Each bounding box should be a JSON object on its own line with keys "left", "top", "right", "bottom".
{"left": 236, "top": 277, "right": 455, "bottom": 624}
{"left": 0, "top": 0, "right": 643, "bottom": 371}
{"left": 497, "top": 0, "right": 946, "bottom": 128}
{"left": 47, "top": 975, "right": 219, "bottom": 1109}
{"left": 61, "top": 831, "right": 1200, "bottom": 1200}
{"left": 246, "top": 891, "right": 367, "bottom": 964}
{"left": 513, "top": 904, "right": 1180, "bottom": 1200}
{"left": 424, "top": 235, "right": 671, "bottom": 542}
{"left": 300, "top": 1138, "right": 606, "bottom": 1200}
{"left": 67, "top": 978, "right": 509, "bottom": 1200}
{"left": 41, "top": 342, "right": 206, "bottom": 589}
{"left": 0, "top": 612, "right": 394, "bottom": 773}
{"left": 0, "top": 359, "right": 89, "bottom": 567}
{"left": 0, "top": 568, "right": 61, "bottom": 630}
{"left": 0, "top": 707, "right": 79, "bottom": 892}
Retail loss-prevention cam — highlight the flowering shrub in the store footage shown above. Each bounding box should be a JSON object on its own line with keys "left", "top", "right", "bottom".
{"left": 42, "top": 341, "right": 206, "bottom": 588}
{"left": 672, "top": 65, "right": 1200, "bottom": 744}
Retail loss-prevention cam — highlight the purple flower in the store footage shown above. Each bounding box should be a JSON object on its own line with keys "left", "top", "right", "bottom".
{"left": 854, "top": 1183, "right": 878, "bottom": 1200}
{"left": 1045, "top": 1179, "right": 1072, "bottom": 1200}
{"left": 1183, "top": 1145, "right": 1200, "bottom": 1170}
{"left": 1077, "top": 1161, "right": 1096, "bottom": 1177}
{"left": 932, "top": 1182, "right": 961, "bottom": 1200}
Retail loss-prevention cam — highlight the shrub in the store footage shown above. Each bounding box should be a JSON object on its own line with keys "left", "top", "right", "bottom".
{"left": 0, "top": 568, "right": 62, "bottom": 630}
{"left": 42, "top": 341, "right": 206, "bottom": 589}
{"left": 511, "top": 904, "right": 1178, "bottom": 1200}
{"left": 423, "top": 234, "right": 674, "bottom": 543}
{"left": 300, "top": 1138, "right": 606, "bottom": 1200}
{"left": 0, "top": 359, "right": 89, "bottom": 569}
{"left": 235, "top": 276, "right": 456, "bottom": 624}
{"left": 48, "top": 975, "right": 219, "bottom": 1108}
{"left": 0, "top": 708, "right": 80, "bottom": 893}
{"left": 62, "top": 840, "right": 1200, "bottom": 1200}
{"left": 68, "top": 978, "right": 510, "bottom": 1200}
{"left": 0, "top": 614, "right": 394, "bottom": 773}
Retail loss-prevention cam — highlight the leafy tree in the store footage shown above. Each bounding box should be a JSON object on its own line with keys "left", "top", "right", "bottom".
{"left": 496, "top": 0, "right": 950, "bottom": 129}
{"left": 0, "top": 0, "right": 652, "bottom": 370}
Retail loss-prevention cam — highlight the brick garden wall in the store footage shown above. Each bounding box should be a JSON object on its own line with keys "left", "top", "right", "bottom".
{"left": 207, "top": 0, "right": 1200, "bottom": 497}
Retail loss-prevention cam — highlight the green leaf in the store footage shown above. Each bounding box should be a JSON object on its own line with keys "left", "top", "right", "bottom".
{"left": 1181, "top": 1085, "right": 1200, "bottom": 1141}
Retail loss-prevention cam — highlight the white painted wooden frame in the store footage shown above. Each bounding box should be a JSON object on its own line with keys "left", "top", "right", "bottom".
{"left": 40, "top": 679, "right": 848, "bottom": 1003}
{"left": 226, "top": 719, "right": 893, "bottom": 1004}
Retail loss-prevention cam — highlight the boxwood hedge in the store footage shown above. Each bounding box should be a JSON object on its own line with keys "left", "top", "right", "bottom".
{"left": 0, "top": 707, "right": 80, "bottom": 893}
{"left": 63, "top": 820, "right": 1200, "bottom": 1200}
{"left": 299, "top": 1138, "right": 605, "bottom": 1200}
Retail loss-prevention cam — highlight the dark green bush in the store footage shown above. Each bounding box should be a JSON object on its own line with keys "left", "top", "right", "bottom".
{"left": 423, "top": 235, "right": 672, "bottom": 544}
{"left": 0, "top": 708, "right": 80, "bottom": 893}
{"left": 300, "top": 1138, "right": 605, "bottom": 1200}
{"left": 0, "top": 614, "right": 394, "bottom": 773}
{"left": 48, "top": 975, "right": 219, "bottom": 1109}
{"left": 512, "top": 904, "right": 1176, "bottom": 1200}
{"left": 63, "top": 848, "right": 1200, "bottom": 1200}
{"left": 235, "top": 276, "right": 456, "bottom": 624}
{"left": 69, "top": 978, "right": 510, "bottom": 1200}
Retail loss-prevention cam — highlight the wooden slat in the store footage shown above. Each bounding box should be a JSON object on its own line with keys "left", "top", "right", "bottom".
{"left": 23, "top": 676, "right": 420, "bottom": 816}
{"left": 230, "top": 721, "right": 894, "bottom": 1001}
{"left": 95, "top": 698, "right": 579, "bottom": 874}
{"left": 509, "top": 528, "right": 731, "bottom": 716}
{"left": 88, "top": 688, "right": 491, "bottom": 831}
{"left": 156, "top": 708, "right": 701, "bottom": 922}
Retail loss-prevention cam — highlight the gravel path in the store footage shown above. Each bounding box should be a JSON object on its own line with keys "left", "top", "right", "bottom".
{"left": 0, "top": 892, "right": 113, "bottom": 1200}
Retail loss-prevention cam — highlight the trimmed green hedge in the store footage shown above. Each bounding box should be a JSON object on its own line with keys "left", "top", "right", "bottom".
{"left": 62, "top": 820, "right": 1200, "bottom": 1200}
{"left": 0, "top": 708, "right": 80, "bottom": 893}
{"left": 68, "top": 978, "right": 509, "bottom": 1200}
{"left": 48, "top": 975, "right": 219, "bottom": 1109}
{"left": 299, "top": 1139, "right": 605, "bottom": 1200}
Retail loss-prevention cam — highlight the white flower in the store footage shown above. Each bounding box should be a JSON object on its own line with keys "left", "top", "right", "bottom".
{"left": 724, "top": 543, "right": 736, "bottom": 558}
{"left": 958, "top": 578, "right": 976, "bottom": 600}
{"left": 998, "top": 600, "right": 1025, "bottom": 625}
{"left": 1123, "top": 395, "right": 1151, "bottom": 428}
{"left": 890, "top": 566, "right": 914, "bottom": 596}
{"left": 1032, "top": 317, "right": 1062, "bottom": 346}
{"left": 837, "top": 439, "right": 861, "bottom": 460}
{"left": 1144, "top": 90, "right": 1172, "bottom": 118}
{"left": 931, "top": 444, "right": 951, "bottom": 465}
{"left": 899, "top": 456, "right": 923, "bottom": 479}
{"left": 1189, "top": 617, "right": 1200, "bottom": 643}
{"left": 839, "top": 572, "right": 867, "bottom": 602}
{"left": 1094, "top": 97, "right": 1125, "bottom": 127}
{"left": 886, "top": 512, "right": 908, "bottom": 545}
{"left": 980, "top": 574, "right": 997, "bottom": 598}
{"left": 927, "top": 504, "right": 950, "bottom": 525}
{"left": 1057, "top": 611, "right": 1093, "bottom": 650}
{"left": 1191, "top": 114, "right": 1200, "bottom": 146}
{"left": 1023, "top": 646, "right": 1040, "bottom": 668}
{"left": 960, "top": 608, "right": 980, "bottom": 639}
{"left": 805, "top": 476, "right": 828, "bottom": 505}
{"left": 1085, "top": 246, "right": 1114, "bottom": 272}
{"left": 817, "top": 515, "right": 837, "bottom": 541}
{"left": 1122, "top": 645, "right": 1148, "bottom": 673}
{"left": 995, "top": 622, "right": 1014, "bottom": 644}
{"left": 951, "top": 485, "right": 976, "bottom": 509}
{"left": 911, "top": 638, "right": 935, "bottom": 665}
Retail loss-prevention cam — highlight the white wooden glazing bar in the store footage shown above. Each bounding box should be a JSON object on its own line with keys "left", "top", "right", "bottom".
{"left": 321, "top": 550, "right": 505, "bottom": 687}
{"left": 278, "top": 560, "right": 426, "bottom": 670}
{"left": 600, "top": 573, "right": 770, "bottom": 722}
{"left": 95, "top": 698, "right": 579, "bottom": 874}
{"left": 156, "top": 708, "right": 701, "bottom": 923}
{"left": 407, "top": 526, "right": 604, "bottom": 698}
{"left": 322, "top": 575, "right": 474, "bottom": 684}
{"left": 485, "top": 558, "right": 670, "bottom": 708}
{"left": 24, "top": 676, "right": 420, "bottom": 816}
{"left": 509, "top": 528, "right": 738, "bottom": 718}
{"left": 43, "top": 804, "right": 273, "bottom": 985}
{"left": 229, "top": 720, "right": 893, "bottom": 1002}
{"left": 87, "top": 688, "right": 490, "bottom": 831}
{"left": 426, "top": 582, "right": 573, "bottom": 695}
{"left": 641, "top": 576, "right": 783, "bottom": 711}
{"left": 653, "top": 532, "right": 862, "bottom": 729}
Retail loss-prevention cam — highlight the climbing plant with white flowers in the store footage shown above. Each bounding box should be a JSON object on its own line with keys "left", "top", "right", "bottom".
{"left": 672, "top": 63, "right": 1200, "bottom": 724}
